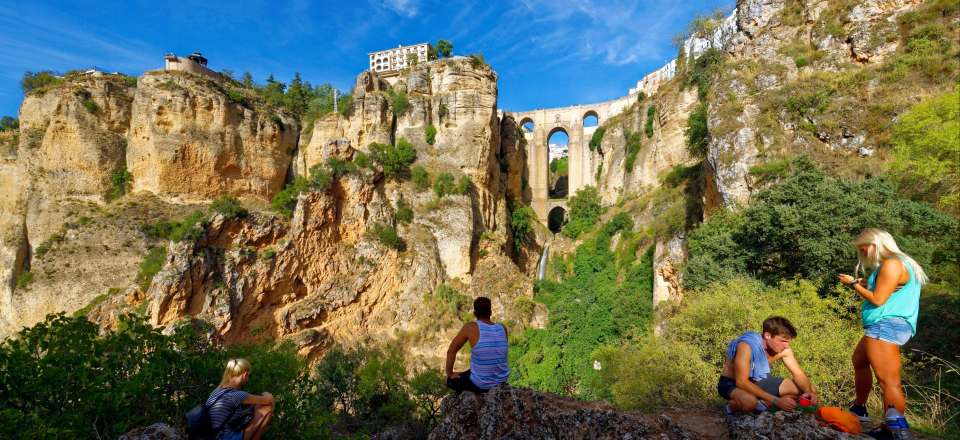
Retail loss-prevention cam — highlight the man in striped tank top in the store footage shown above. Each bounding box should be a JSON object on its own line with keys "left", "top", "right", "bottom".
{"left": 444, "top": 296, "right": 510, "bottom": 393}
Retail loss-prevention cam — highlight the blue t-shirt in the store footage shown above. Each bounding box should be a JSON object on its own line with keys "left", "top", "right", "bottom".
{"left": 862, "top": 258, "right": 921, "bottom": 335}
{"left": 205, "top": 387, "right": 250, "bottom": 432}
{"left": 726, "top": 331, "right": 770, "bottom": 381}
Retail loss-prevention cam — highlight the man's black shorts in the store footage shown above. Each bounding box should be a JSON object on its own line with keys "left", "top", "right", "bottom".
{"left": 717, "top": 375, "right": 784, "bottom": 400}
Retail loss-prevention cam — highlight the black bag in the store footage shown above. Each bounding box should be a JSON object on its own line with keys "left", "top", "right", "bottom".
{"left": 224, "top": 405, "right": 255, "bottom": 431}
{"left": 185, "top": 388, "right": 232, "bottom": 440}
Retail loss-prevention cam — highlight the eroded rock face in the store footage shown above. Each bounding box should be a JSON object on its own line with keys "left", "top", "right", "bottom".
{"left": 128, "top": 71, "right": 298, "bottom": 202}
{"left": 428, "top": 385, "right": 699, "bottom": 440}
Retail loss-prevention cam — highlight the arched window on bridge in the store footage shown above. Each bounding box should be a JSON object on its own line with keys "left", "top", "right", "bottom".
{"left": 520, "top": 118, "right": 535, "bottom": 134}
{"left": 547, "top": 128, "right": 569, "bottom": 199}
{"left": 583, "top": 111, "right": 599, "bottom": 128}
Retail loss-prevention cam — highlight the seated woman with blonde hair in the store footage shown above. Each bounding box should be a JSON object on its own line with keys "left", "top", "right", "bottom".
{"left": 206, "top": 358, "right": 276, "bottom": 440}
{"left": 839, "top": 228, "right": 926, "bottom": 440}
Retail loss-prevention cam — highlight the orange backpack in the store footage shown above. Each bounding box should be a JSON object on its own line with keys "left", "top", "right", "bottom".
{"left": 816, "top": 407, "right": 862, "bottom": 434}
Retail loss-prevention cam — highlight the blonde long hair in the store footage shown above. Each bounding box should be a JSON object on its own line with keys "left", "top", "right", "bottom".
{"left": 219, "top": 358, "right": 251, "bottom": 387}
{"left": 853, "top": 228, "right": 928, "bottom": 285}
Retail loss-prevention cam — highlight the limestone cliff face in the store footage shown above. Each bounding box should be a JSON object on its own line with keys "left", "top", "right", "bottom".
{"left": 129, "top": 71, "right": 298, "bottom": 202}
{"left": 706, "top": 0, "right": 925, "bottom": 206}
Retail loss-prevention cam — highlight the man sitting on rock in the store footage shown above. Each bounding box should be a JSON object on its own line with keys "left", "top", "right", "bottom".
{"left": 718, "top": 316, "right": 819, "bottom": 416}
{"left": 444, "top": 296, "right": 510, "bottom": 393}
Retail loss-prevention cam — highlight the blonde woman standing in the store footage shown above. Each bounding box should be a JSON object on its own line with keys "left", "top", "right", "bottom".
{"left": 206, "top": 358, "right": 276, "bottom": 440}
{"left": 839, "top": 228, "right": 926, "bottom": 440}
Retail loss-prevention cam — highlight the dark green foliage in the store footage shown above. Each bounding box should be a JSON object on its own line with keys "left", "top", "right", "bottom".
{"left": 15, "top": 271, "right": 33, "bottom": 289}
{"left": 108, "top": 167, "right": 132, "bottom": 200}
{"left": 425, "top": 124, "right": 437, "bottom": 145}
{"left": 33, "top": 233, "right": 63, "bottom": 259}
{"left": 370, "top": 139, "right": 417, "bottom": 180}
{"left": 225, "top": 88, "right": 247, "bottom": 106}
{"left": 511, "top": 216, "right": 653, "bottom": 399}
{"left": 685, "top": 102, "right": 709, "bottom": 158}
{"left": 685, "top": 48, "right": 725, "bottom": 100}
{"left": 121, "top": 75, "right": 138, "bottom": 87}
{"left": 0, "top": 116, "right": 18, "bottom": 132}
{"left": 624, "top": 132, "right": 643, "bottom": 172}
{"left": 21, "top": 71, "right": 61, "bottom": 94}
{"left": 684, "top": 158, "right": 960, "bottom": 290}
{"left": 411, "top": 165, "right": 430, "bottom": 191}
{"left": 375, "top": 223, "right": 404, "bottom": 251}
{"left": 455, "top": 175, "right": 472, "bottom": 195}
{"left": 370, "top": 223, "right": 404, "bottom": 251}
{"left": 549, "top": 157, "right": 568, "bottom": 176}
{"left": 469, "top": 54, "right": 487, "bottom": 69}
{"left": 589, "top": 126, "right": 605, "bottom": 151}
{"left": 326, "top": 156, "right": 357, "bottom": 177}
{"left": 644, "top": 105, "right": 656, "bottom": 138}
{"left": 354, "top": 151, "right": 370, "bottom": 169}
{"left": 562, "top": 186, "right": 602, "bottom": 239}
{"left": 211, "top": 196, "right": 247, "bottom": 220}
{"left": 136, "top": 246, "right": 167, "bottom": 291}
{"left": 82, "top": 99, "right": 98, "bottom": 114}
{"left": 387, "top": 87, "right": 410, "bottom": 117}
{"left": 510, "top": 205, "right": 536, "bottom": 253}
{"left": 425, "top": 284, "right": 470, "bottom": 318}
{"left": 663, "top": 163, "right": 702, "bottom": 187}
{"left": 433, "top": 172, "right": 456, "bottom": 198}
{"left": 436, "top": 40, "right": 453, "bottom": 58}
{"left": 438, "top": 103, "right": 448, "bottom": 119}
{"left": 395, "top": 199, "right": 414, "bottom": 224}
{"left": 271, "top": 177, "right": 309, "bottom": 218}
{"left": 637, "top": 91, "right": 646, "bottom": 102}
{"left": 0, "top": 313, "right": 446, "bottom": 439}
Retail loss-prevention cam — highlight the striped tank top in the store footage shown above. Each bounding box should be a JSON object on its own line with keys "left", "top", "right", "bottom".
{"left": 469, "top": 320, "right": 510, "bottom": 389}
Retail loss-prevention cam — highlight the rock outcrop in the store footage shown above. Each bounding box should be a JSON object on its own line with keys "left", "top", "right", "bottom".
{"left": 129, "top": 71, "right": 298, "bottom": 202}
{"left": 428, "top": 385, "right": 705, "bottom": 440}
{"left": 728, "top": 410, "right": 867, "bottom": 439}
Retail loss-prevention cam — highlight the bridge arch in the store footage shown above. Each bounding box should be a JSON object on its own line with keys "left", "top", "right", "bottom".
{"left": 582, "top": 110, "right": 599, "bottom": 127}
{"left": 520, "top": 117, "right": 535, "bottom": 133}
{"left": 546, "top": 127, "right": 569, "bottom": 199}
{"left": 547, "top": 206, "right": 567, "bottom": 233}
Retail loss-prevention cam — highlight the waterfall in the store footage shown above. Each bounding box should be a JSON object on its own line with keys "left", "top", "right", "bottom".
{"left": 536, "top": 243, "right": 550, "bottom": 280}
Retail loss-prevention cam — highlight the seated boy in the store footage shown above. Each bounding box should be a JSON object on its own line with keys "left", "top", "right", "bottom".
{"left": 718, "top": 316, "right": 818, "bottom": 415}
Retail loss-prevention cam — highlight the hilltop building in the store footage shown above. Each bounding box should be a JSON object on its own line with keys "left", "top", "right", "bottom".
{"left": 368, "top": 43, "right": 430, "bottom": 74}
{"left": 164, "top": 51, "right": 218, "bottom": 79}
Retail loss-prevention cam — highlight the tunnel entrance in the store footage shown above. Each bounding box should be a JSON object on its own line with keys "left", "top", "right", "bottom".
{"left": 548, "top": 206, "right": 567, "bottom": 233}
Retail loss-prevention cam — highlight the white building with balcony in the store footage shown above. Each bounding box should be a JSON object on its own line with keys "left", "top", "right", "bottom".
{"left": 368, "top": 43, "right": 430, "bottom": 74}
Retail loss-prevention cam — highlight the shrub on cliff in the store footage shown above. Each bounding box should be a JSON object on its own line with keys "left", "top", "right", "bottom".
{"left": 108, "top": 167, "right": 132, "bottom": 200}
{"left": 562, "top": 186, "right": 602, "bottom": 239}
{"left": 369, "top": 223, "right": 405, "bottom": 251}
{"left": 211, "top": 195, "right": 248, "bottom": 220}
{"left": 433, "top": 172, "right": 456, "bottom": 198}
{"left": 21, "top": 70, "right": 61, "bottom": 94}
{"left": 425, "top": 124, "right": 437, "bottom": 145}
{"left": 135, "top": 246, "right": 167, "bottom": 291}
{"left": 411, "top": 165, "right": 430, "bottom": 191}
{"left": 0, "top": 116, "right": 19, "bottom": 132}
{"left": 370, "top": 138, "right": 417, "bottom": 180}
{"left": 588, "top": 126, "right": 605, "bottom": 151}
{"left": 387, "top": 87, "right": 410, "bottom": 117}
{"left": 395, "top": 199, "right": 414, "bottom": 224}
{"left": 510, "top": 204, "right": 536, "bottom": 254}
{"left": 685, "top": 102, "right": 709, "bottom": 158}
{"left": 683, "top": 158, "right": 959, "bottom": 290}
{"left": 644, "top": 105, "right": 656, "bottom": 138}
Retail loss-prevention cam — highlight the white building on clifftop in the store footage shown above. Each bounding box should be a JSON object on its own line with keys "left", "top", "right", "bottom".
{"left": 164, "top": 51, "right": 218, "bottom": 79}
{"left": 368, "top": 43, "right": 430, "bottom": 74}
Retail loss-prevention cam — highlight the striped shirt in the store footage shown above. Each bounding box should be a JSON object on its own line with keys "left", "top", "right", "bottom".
{"left": 469, "top": 320, "right": 510, "bottom": 389}
{"left": 205, "top": 387, "right": 249, "bottom": 432}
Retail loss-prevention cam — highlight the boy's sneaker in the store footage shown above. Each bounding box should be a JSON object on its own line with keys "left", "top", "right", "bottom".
{"left": 724, "top": 405, "right": 736, "bottom": 426}
{"left": 850, "top": 404, "right": 870, "bottom": 423}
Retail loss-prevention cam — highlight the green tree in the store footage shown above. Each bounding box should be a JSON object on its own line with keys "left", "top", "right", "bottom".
{"left": 562, "top": 186, "right": 603, "bottom": 239}
{"left": 369, "top": 139, "right": 417, "bottom": 180}
{"left": 425, "top": 124, "right": 437, "bottom": 145}
{"left": 510, "top": 204, "right": 536, "bottom": 253}
{"left": 241, "top": 72, "right": 254, "bottom": 88}
{"left": 411, "top": 165, "right": 430, "bottom": 191}
{"left": 589, "top": 127, "right": 605, "bottom": 151}
{"left": 645, "top": 105, "right": 656, "bottom": 138}
{"left": 0, "top": 116, "right": 18, "bottom": 132}
{"left": 433, "top": 172, "right": 456, "bottom": 198}
{"left": 21, "top": 71, "right": 61, "bottom": 94}
{"left": 436, "top": 40, "right": 453, "bottom": 58}
{"left": 387, "top": 87, "right": 410, "bottom": 117}
{"left": 211, "top": 195, "right": 248, "bottom": 219}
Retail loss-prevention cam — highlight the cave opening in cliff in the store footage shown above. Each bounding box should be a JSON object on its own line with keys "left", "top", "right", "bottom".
{"left": 548, "top": 206, "right": 566, "bottom": 233}
{"left": 547, "top": 128, "right": 569, "bottom": 199}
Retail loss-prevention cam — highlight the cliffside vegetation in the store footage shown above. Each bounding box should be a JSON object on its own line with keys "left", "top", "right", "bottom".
{"left": 0, "top": 314, "right": 446, "bottom": 439}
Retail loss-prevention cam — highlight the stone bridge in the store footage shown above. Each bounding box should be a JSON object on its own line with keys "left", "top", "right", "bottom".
{"left": 509, "top": 93, "right": 636, "bottom": 229}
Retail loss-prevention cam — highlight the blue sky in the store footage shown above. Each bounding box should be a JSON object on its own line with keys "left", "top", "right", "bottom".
{"left": 0, "top": 0, "right": 733, "bottom": 118}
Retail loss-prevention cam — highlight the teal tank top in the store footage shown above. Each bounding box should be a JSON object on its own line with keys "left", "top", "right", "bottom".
{"left": 862, "top": 258, "right": 921, "bottom": 335}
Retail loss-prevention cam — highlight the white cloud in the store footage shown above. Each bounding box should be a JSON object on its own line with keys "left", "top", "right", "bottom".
{"left": 381, "top": 0, "right": 420, "bottom": 17}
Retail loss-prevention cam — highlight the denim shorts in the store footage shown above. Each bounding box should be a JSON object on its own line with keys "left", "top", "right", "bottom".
{"left": 864, "top": 317, "right": 913, "bottom": 346}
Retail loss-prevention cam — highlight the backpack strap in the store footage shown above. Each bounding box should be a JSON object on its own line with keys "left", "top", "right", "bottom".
{"left": 211, "top": 388, "right": 242, "bottom": 433}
